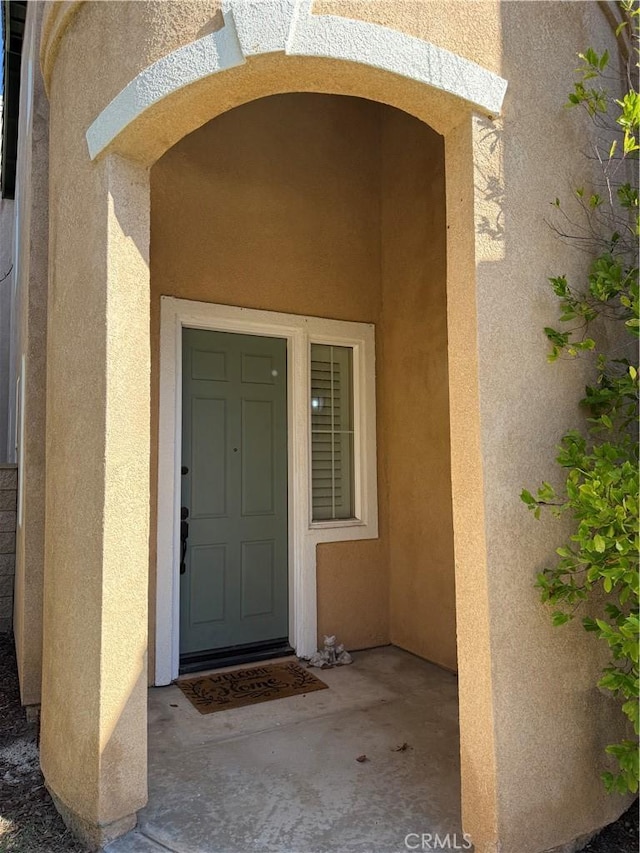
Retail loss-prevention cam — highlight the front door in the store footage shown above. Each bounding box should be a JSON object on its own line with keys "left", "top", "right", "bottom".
{"left": 180, "top": 328, "right": 289, "bottom": 669}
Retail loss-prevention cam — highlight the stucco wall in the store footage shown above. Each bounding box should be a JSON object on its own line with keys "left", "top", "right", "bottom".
{"left": 473, "top": 3, "right": 631, "bottom": 849}
{"left": 39, "top": 2, "right": 150, "bottom": 837}
{"left": 381, "top": 109, "right": 455, "bottom": 671}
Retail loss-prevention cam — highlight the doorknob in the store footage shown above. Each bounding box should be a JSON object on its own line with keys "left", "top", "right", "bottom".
{"left": 180, "top": 507, "right": 189, "bottom": 575}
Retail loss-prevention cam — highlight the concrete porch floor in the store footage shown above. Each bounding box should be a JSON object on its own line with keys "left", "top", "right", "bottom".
{"left": 104, "top": 647, "right": 463, "bottom": 853}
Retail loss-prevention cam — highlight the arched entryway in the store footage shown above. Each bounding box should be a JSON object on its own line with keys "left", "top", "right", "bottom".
{"left": 151, "top": 92, "right": 455, "bottom": 680}
{"left": 135, "top": 89, "right": 462, "bottom": 851}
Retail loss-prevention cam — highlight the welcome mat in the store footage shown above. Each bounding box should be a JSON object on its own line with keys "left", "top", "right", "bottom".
{"left": 177, "top": 660, "right": 328, "bottom": 714}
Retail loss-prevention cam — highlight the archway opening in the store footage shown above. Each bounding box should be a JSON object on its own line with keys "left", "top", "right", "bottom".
{"left": 151, "top": 92, "right": 455, "bottom": 673}
{"left": 145, "top": 92, "right": 459, "bottom": 849}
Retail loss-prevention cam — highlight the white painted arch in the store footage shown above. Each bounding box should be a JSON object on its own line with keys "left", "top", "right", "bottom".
{"left": 86, "top": 0, "right": 507, "bottom": 160}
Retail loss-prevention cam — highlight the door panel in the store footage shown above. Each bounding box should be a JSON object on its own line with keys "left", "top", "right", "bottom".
{"left": 241, "top": 399, "right": 275, "bottom": 515}
{"left": 189, "top": 545, "right": 226, "bottom": 624}
{"left": 191, "top": 397, "right": 227, "bottom": 517}
{"left": 241, "top": 540, "right": 275, "bottom": 617}
{"left": 241, "top": 353, "right": 277, "bottom": 385}
{"left": 192, "top": 348, "right": 227, "bottom": 381}
{"left": 180, "top": 328, "right": 288, "bottom": 658}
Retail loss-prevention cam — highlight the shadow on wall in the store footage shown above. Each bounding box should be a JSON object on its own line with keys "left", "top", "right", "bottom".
{"left": 474, "top": 118, "right": 504, "bottom": 243}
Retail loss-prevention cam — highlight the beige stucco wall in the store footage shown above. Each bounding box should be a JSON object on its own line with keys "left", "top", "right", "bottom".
{"left": 381, "top": 109, "right": 456, "bottom": 671}
{"left": 35, "top": 1, "right": 633, "bottom": 851}
{"left": 473, "top": 4, "right": 631, "bottom": 848}
{"left": 38, "top": 2, "right": 150, "bottom": 842}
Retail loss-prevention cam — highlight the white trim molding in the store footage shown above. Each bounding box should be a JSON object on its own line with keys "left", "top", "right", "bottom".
{"left": 86, "top": 0, "right": 507, "bottom": 160}
{"left": 156, "top": 297, "right": 378, "bottom": 685}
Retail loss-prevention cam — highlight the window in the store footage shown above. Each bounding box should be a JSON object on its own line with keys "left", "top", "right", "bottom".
{"left": 310, "top": 344, "right": 355, "bottom": 521}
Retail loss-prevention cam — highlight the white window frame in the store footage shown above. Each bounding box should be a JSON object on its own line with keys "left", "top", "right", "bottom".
{"left": 309, "top": 340, "right": 363, "bottom": 528}
{"left": 156, "top": 297, "right": 378, "bottom": 685}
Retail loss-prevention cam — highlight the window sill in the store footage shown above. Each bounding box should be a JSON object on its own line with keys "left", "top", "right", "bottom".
{"left": 309, "top": 518, "right": 365, "bottom": 530}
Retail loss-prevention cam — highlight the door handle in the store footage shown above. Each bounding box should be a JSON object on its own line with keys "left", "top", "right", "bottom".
{"left": 180, "top": 506, "right": 189, "bottom": 575}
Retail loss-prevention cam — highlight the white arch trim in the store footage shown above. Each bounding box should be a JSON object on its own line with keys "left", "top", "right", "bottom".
{"left": 86, "top": 0, "right": 507, "bottom": 160}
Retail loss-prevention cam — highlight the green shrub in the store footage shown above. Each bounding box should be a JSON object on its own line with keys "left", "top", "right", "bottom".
{"left": 522, "top": 1, "right": 639, "bottom": 795}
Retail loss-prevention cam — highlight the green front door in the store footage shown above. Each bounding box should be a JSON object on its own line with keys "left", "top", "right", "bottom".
{"left": 180, "top": 328, "right": 288, "bottom": 661}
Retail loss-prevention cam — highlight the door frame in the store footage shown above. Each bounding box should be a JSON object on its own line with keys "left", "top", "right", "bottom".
{"left": 156, "top": 297, "right": 378, "bottom": 685}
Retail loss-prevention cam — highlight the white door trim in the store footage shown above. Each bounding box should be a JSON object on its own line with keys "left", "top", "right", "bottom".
{"left": 156, "top": 297, "right": 378, "bottom": 685}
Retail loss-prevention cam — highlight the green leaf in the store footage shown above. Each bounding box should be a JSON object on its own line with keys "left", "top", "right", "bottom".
{"left": 537, "top": 482, "right": 557, "bottom": 503}
{"left": 593, "top": 534, "right": 606, "bottom": 553}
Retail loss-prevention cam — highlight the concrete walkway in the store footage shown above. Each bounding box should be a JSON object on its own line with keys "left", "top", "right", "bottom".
{"left": 104, "top": 647, "right": 462, "bottom": 853}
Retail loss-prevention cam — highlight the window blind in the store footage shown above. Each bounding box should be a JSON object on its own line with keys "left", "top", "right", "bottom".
{"left": 310, "top": 344, "right": 355, "bottom": 521}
